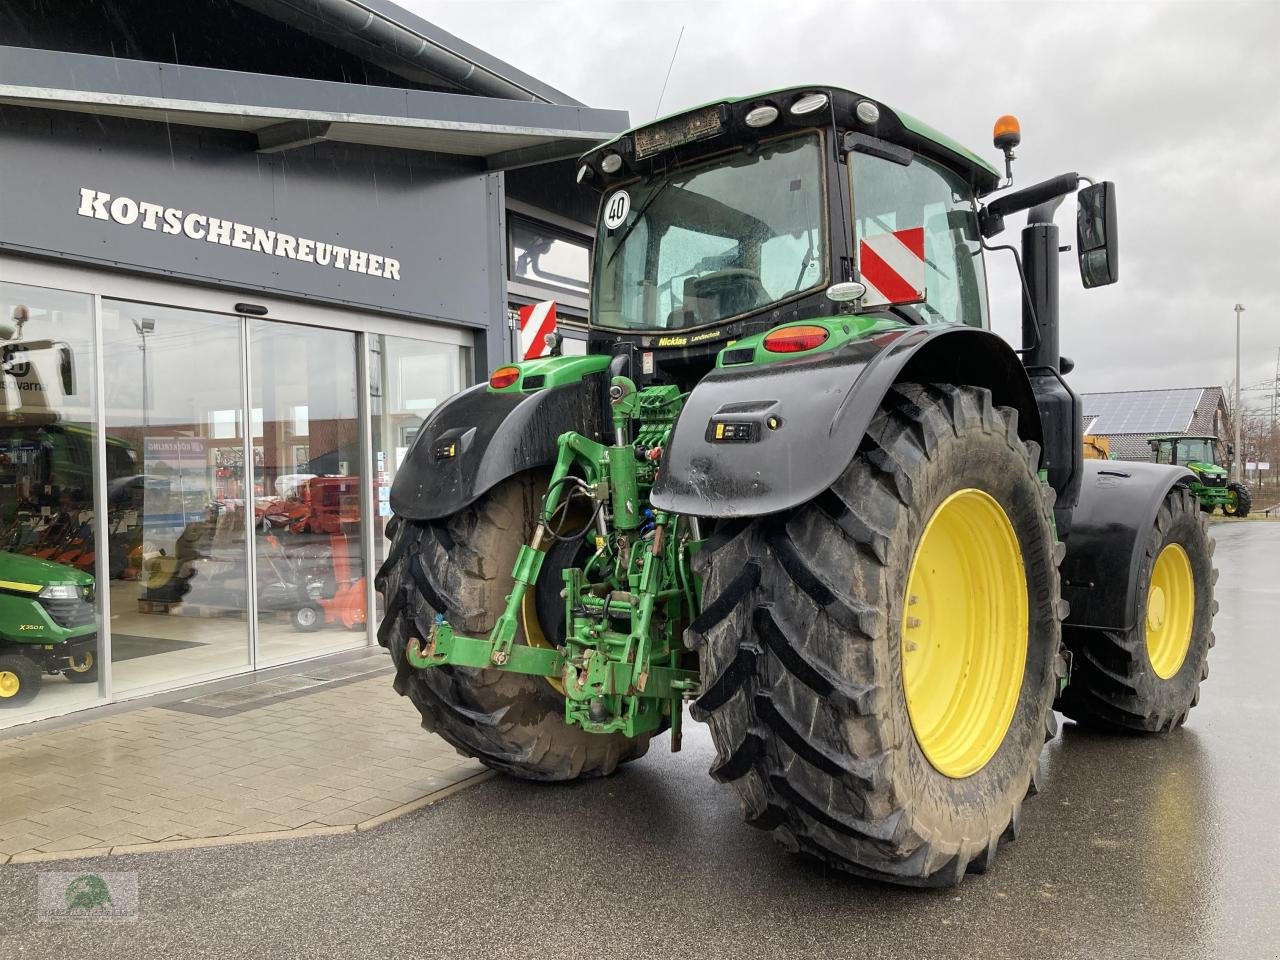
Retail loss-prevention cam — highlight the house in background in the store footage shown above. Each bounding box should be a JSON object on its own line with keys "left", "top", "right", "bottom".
{"left": 1081, "top": 387, "right": 1229, "bottom": 461}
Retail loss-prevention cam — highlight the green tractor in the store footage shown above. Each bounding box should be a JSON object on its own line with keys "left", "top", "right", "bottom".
{"left": 1149, "top": 434, "right": 1251, "bottom": 517}
{"left": 376, "top": 87, "right": 1217, "bottom": 885}
{"left": 0, "top": 551, "right": 98, "bottom": 706}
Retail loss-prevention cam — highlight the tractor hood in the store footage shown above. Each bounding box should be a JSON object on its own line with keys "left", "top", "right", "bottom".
{"left": 1189, "top": 460, "right": 1227, "bottom": 478}
{"left": 0, "top": 550, "right": 93, "bottom": 587}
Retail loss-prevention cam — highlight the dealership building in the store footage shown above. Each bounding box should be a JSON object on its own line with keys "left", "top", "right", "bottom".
{"left": 0, "top": 0, "right": 625, "bottom": 726}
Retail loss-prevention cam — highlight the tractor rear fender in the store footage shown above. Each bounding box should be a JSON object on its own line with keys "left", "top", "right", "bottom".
{"left": 1060, "top": 460, "right": 1195, "bottom": 632}
{"left": 388, "top": 375, "right": 605, "bottom": 521}
{"left": 650, "top": 325, "right": 1043, "bottom": 518}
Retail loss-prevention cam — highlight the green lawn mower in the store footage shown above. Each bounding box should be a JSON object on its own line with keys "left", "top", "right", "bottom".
{"left": 0, "top": 550, "right": 97, "bottom": 707}
{"left": 1149, "top": 435, "right": 1251, "bottom": 516}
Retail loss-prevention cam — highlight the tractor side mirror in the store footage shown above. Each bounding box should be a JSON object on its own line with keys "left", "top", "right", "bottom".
{"left": 1149, "top": 440, "right": 1160, "bottom": 454}
{"left": 1227, "top": 442, "right": 1235, "bottom": 457}
{"left": 1077, "top": 181, "right": 1118, "bottom": 288}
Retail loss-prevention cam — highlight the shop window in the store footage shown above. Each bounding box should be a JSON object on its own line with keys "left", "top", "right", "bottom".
{"left": 0, "top": 281, "right": 103, "bottom": 724}
{"left": 509, "top": 216, "right": 590, "bottom": 294}
{"left": 101, "top": 301, "right": 252, "bottom": 695}
{"left": 249, "top": 321, "right": 365, "bottom": 666}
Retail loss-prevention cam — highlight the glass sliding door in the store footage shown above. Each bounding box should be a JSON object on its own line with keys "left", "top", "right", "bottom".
{"left": 0, "top": 282, "right": 103, "bottom": 724}
{"left": 101, "top": 301, "right": 251, "bottom": 693}
{"left": 249, "top": 320, "right": 365, "bottom": 665}
{"left": 368, "top": 334, "right": 471, "bottom": 617}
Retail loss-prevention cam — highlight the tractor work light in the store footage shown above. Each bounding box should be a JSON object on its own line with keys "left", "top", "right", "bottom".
{"left": 600, "top": 153, "right": 623, "bottom": 174}
{"left": 855, "top": 100, "right": 881, "bottom": 125}
{"left": 790, "top": 92, "right": 829, "bottom": 116}
{"left": 744, "top": 104, "right": 779, "bottom": 128}
{"left": 489, "top": 366, "right": 520, "bottom": 389}
{"left": 762, "top": 324, "right": 830, "bottom": 353}
{"left": 993, "top": 114, "right": 1021, "bottom": 150}
{"left": 576, "top": 164, "right": 592, "bottom": 184}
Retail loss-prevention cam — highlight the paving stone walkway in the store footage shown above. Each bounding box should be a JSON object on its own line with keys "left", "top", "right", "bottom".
{"left": 0, "top": 653, "right": 484, "bottom": 862}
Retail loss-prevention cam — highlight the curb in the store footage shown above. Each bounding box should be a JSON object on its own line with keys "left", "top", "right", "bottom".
{"left": 0, "top": 770, "right": 494, "bottom": 865}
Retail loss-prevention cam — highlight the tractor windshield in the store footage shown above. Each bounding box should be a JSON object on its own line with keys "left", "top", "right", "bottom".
{"left": 592, "top": 133, "right": 826, "bottom": 331}
{"left": 1177, "top": 438, "right": 1216, "bottom": 464}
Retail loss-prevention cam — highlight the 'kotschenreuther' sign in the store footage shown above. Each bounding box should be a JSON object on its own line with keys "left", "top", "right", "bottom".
{"left": 77, "top": 187, "right": 402, "bottom": 281}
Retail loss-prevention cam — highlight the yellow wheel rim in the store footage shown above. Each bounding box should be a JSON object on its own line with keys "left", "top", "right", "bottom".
{"left": 68, "top": 652, "right": 95, "bottom": 673}
{"left": 521, "top": 588, "right": 566, "bottom": 695}
{"left": 1145, "top": 543, "right": 1194, "bottom": 680}
{"left": 0, "top": 670, "right": 20, "bottom": 698}
{"left": 902, "top": 489, "right": 1028, "bottom": 779}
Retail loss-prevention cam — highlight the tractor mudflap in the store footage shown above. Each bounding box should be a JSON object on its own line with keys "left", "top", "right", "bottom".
{"left": 389, "top": 375, "right": 605, "bottom": 522}
{"left": 650, "top": 324, "right": 1041, "bottom": 519}
{"left": 1060, "top": 459, "right": 1195, "bottom": 632}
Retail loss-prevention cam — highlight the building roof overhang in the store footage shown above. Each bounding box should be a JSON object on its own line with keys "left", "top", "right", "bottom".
{"left": 0, "top": 46, "right": 627, "bottom": 170}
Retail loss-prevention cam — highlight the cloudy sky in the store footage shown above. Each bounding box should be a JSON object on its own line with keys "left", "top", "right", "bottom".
{"left": 411, "top": 0, "right": 1279, "bottom": 409}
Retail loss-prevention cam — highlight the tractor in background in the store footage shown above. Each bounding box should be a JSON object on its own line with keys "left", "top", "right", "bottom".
{"left": 1149, "top": 434, "right": 1251, "bottom": 516}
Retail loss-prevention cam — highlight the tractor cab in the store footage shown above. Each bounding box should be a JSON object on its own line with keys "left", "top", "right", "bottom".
{"left": 577, "top": 87, "right": 1003, "bottom": 387}
{"left": 1150, "top": 435, "right": 1225, "bottom": 474}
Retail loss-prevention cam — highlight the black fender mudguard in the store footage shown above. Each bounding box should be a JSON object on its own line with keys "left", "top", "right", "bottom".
{"left": 650, "top": 325, "right": 1042, "bottom": 518}
{"left": 1060, "top": 459, "right": 1194, "bottom": 633}
{"left": 389, "top": 376, "right": 605, "bottom": 521}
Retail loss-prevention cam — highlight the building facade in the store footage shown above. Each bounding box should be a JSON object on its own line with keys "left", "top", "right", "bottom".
{"left": 0, "top": 0, "right": 624, "bottom": 726}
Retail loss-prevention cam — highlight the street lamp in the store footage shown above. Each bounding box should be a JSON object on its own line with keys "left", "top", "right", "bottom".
{"left": 133, "top": 317, "right": 156, "bottom": 427}
{"left": 1233, "top": 303, "right": 1245, "bottom": 483}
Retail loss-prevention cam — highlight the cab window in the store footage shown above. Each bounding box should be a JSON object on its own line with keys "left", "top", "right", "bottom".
{"left": 850, "top": 152, "right": 988, "bottom": 327}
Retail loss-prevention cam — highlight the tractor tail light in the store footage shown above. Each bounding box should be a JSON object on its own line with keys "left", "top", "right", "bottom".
{"left": 489, "top": 366, "right": 520, "bottom": 389}
{"left": 762, "top": 325, "right": 829, "bottom": 354}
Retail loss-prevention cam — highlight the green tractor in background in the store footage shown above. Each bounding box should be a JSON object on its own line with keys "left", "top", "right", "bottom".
{"left": 1149, "top": 434, "right": 1251, "bottom": 517}
{"left": 376, "top": 87, "right": 1217, "bottom": 886}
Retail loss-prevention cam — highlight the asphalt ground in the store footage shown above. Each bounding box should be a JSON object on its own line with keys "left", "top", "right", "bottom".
{"left": 1, "top": 520, "right": 1277, "bottom": 959}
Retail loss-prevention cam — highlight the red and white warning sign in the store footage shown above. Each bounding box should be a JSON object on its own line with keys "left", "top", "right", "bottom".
{"left": 858, "top": 227, "right": 926, "bottom": 308}
{"left": 517, "top": 299, "right": 557, "bottom": 360}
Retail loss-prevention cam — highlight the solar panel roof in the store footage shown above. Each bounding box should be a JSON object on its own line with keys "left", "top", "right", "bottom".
{"left": 1081, "top": 388, "right": 1205, "bottom": 435}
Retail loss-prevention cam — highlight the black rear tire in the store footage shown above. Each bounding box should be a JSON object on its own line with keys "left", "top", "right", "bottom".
{"left": 690, "top": 384, "right": 1064, "bottom": 886}
{"left": 0, "top": 652, "right": 42, "bottom": 707}
{"left": 1223, "top": 481, "right": 1251, "bottom": 518}
{"left": 1057, "top": 485, "right": 1215, "bottom": 732}
{"left": 375, "top": 473, "right": 651, "bottom": 781}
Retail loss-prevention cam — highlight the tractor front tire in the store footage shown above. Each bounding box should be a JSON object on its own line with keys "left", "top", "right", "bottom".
{"left": 1057, "top": 484, "right": 1215, "bottom": 732}
{"left": 1223, "top": 482, "right": 1251, "bottom": 518}
{"left": 61, "top": 650, "right": 99, "bottom": 684}
{"left": 376, "top": 473, "right": 651, "bottom": 781}
{"left": 0, "top": 653, "right": 42, "bottom": 707}
{"left": 691, "top": 384, "right": 1064, "bottom": 886}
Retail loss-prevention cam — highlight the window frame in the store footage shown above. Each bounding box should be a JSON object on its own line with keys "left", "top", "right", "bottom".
{"left": 506, "top": 213, "right": 593, "bottom": 298}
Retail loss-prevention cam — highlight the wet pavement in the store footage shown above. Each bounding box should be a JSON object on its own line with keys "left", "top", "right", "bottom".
{"left": 1, "top": 520, "right": 1277, "bottom": 959}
